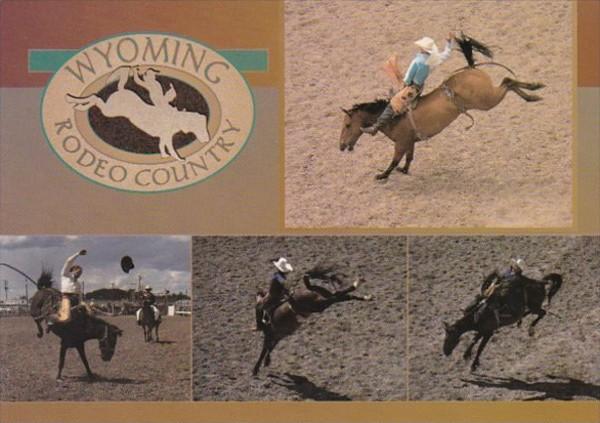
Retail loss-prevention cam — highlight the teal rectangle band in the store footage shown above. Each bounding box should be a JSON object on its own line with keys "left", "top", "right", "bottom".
{"left": 29, "top": 49, "right": 268, "bottom": 73}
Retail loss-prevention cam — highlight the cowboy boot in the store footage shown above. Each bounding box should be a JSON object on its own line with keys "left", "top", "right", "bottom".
{"left": 361, "top": 104, "right": 395, "bottom": 135}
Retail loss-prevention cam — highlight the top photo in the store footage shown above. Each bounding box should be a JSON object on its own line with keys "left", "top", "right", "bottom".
{"left": 285, "top": 0, "right": 573, "bottom": 229}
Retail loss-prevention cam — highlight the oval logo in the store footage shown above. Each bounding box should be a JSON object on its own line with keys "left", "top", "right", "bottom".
{"left": 41, "top": 33, "right": 254, "bottom": 192}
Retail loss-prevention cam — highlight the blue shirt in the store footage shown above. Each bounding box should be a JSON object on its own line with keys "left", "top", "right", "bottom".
{"left": 403, "top": 53, "right": 430, "bottom": 87}
{"left": 403, "top": 40, "right": 453, "bottom": 87}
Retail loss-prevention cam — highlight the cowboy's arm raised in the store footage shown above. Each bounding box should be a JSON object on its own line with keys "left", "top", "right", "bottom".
{"left": 61, "top": 250, "right": 86, "bottom": 277}
{"left": 438, "top": 32, "right": 455, "bottom": 64}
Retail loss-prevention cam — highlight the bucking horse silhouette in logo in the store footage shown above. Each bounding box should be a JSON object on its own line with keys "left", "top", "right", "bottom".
{"left": 66, "top": 66, "right": 210, "bottom": 161}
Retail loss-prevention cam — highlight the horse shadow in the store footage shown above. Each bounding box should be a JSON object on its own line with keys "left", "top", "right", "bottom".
{"left": 461, "top": 374, "right": 600, "bottom": 400}
{"left": 155, "top": 340, "right": 175, "bottom": 345}
{"left": 69, "top": 375, "right": 148, "bottom": 385}
{"left": 267, "top": 372, "right": 352, "bottom": 401}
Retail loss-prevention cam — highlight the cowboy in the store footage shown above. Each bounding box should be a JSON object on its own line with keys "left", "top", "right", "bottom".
{"left": 466, "top": 258, "right": 526, "bottom": 325}
{"left": 136, "top": 285, "right": 161, "bottom": 324}
{"left": 361, "top": 32, "right": 455, "bottom": 136}
{"left": 54, "top": 249, "right": 87, "bottom": 323}
{"left": 133, "top": 67, "right": 176, "bottom": 108}
{"left": 255, "top": 257, "right": 294, "bottom": 331}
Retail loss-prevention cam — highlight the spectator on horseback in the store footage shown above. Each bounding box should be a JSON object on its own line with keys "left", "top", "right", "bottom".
{"left": 361, "top": 32, "right": 455, "bottom": 136}
{"left": 255, "top": 257, "right": 294, "bottom": 331}
{"left": 56, "top": 249, "right": 87, "bottom": 323}
{"left": 136, "top": 285, "right": 161, "bottom": 325}
{"left": 465, "top": 258, "right": 526, "bottom": 325}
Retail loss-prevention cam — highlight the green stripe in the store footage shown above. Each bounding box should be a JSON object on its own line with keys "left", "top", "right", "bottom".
{"left": 29, "top": 49, "right": 268, "bottom": 73}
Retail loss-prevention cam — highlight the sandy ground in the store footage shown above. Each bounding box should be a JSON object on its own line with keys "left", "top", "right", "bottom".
{"left": 408, "top": 236, "right": 599, "bottom": 400}
{"left": 285, "top": 0, "right": 572, "bottom": 228}
{"left": 0, "top": 316, "right": 191, "bottom": 401}
{"left": 192, "top": 236, "right": 406, "bottom": 401}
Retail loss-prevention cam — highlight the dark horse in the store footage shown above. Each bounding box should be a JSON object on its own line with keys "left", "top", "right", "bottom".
{"left": 339, "top": 34, "right": 545, "bottom": 180}
{"left": 443, "top": 273, "right": 563, "bottom": 371}
{"left": 30, "top": 271, "right": 123, "bottom": 381}
{"left": 139, "top": 301, "right": 160, "bottom": 342}
{"left": 253, "top": 273, "right": 372, "bottom": 375}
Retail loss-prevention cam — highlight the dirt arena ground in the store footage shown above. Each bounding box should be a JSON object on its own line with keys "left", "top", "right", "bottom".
{"left": 192, "top": 236, "right": 406, "bottom": 401}
{"left": 0, "top": 316, "right": 191, "bottom": 401}
{"left": 285, "top": 0, "right": 572, "bottom": 228}
{"left": 408, "top": 236, "right": 599, "bottom": 400}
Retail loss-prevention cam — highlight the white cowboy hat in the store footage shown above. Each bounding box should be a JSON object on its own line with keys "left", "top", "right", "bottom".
{"left": 144, "top": 285, "right": 152, "bottom": 291}
{"left": 273, "top": 257, "right": 293, "bottom": 273}
{"left": 511, "top": 258, "right": 526, "bottom": 269}
{"left": 414, "top": 37, "right": 438, "bottom": 54}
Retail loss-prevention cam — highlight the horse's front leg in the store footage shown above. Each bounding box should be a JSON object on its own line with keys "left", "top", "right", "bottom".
{"left": 264, "top": 339, "right": 279, "bottom": 367}
{"left": 527, "top": 309, "right": 546, "bottom": 337}
{"left": 155, "top": 323, "right": 160, "bottom": 343}
{"left": 463, "top": 333, "right": 482, "bottom": 360}
{"left": 471, "top": 333, "right": 492, "bottom": 372}
{"left": 397, "top": 144, "right": 414, "bottom": 174}
{"left": 376, "top": 146, "right": 405, "bottom": 180}
{"left": 253, "top": 337, "right": 270, "bottom": 376}
{"left": 34, "top": 319, "right": 44, "bottom": 338}
{"left": 57, "top": 343, "right": 67, "bottom": 382}
{"left": 76, "top": 343, "right": 95, "bottom": 380}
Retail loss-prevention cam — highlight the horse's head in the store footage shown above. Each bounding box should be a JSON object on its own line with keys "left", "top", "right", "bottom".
{"left": 442, "top": 321, "right": 461, "bottom": 356}
{"left": 339, "top": 108, "right": 366, "bottom": 152}
{"left": 99, "top": 324, "right": 123, "bottom": 362}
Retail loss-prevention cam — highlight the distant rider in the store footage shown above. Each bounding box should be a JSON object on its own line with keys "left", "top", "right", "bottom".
{"left": 361, "top": 32, "right": 455, "bottom": 135}
{"left": 136, "top": 285, "right": 161, "bottom": 324}
{"left": 255, "top": 257, "right": 294, "bottom": 330}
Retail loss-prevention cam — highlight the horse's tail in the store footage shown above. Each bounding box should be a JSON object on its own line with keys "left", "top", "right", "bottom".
{"left": 454, "top": 32, "right": 494, "bottom": 67}
{"left": 543, "top": 273, "right": 563, "bottom": 305}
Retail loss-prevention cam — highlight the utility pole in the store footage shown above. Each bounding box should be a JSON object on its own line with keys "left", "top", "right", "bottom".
{"left": 3, "top": 280, "right": 8, "bottom": 302}
{"left": 25, "top": 282, "right": 29, "bottom": 303}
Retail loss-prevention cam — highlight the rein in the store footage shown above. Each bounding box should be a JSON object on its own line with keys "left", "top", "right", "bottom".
{"left": 0, "top": 263, "right": 39, "bottom": 288}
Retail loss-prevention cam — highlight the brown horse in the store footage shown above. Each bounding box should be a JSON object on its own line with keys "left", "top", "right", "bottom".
{"left": 443, "top": 273, "right": 562, "bottom": 371}
{"left": 253, "top": 276, "right": 372, "bottom": 375}
{"left": 339, "top": 41, "right": 545, "bottom": 180}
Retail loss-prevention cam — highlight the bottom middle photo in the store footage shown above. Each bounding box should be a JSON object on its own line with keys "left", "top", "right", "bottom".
{"left": 192, "top": 236, "right": 407, "bottom": 401}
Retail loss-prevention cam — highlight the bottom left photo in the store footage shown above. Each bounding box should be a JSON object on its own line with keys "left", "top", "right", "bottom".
{"left": 0, "top": 236, "right": 191, "bottom": 401}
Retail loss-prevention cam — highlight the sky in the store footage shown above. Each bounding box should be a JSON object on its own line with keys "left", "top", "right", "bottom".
{"left": 0, "top": 236, "right": 190, "bottom": 300}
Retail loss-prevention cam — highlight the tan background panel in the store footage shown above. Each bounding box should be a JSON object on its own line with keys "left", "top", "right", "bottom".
{"left": 0, "top": 88, "right": 280, "bottom": 234}
{"left": 0, "top": 402, "right": 598, "bottom": 423}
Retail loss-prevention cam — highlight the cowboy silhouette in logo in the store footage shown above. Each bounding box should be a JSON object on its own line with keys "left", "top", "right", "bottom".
{"left": 65, "top": 66, "right": 210, "bottom": 161}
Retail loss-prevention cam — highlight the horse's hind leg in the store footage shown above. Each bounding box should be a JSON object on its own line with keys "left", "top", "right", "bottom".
{"left": 155, "top": 324, "right": 160, "bottom": 342}
{"left": 376, "top": 147, "right": 406, "bottom": 180}
{"left": 76, "top": 344, "right": 95, "bottom": 379}
{"left": 502, "top": 78, "right": 543, "bottom": 102}
{"left": 471, "top": 333, "right": 492, "bottom": 372}
{"left": 527, "top": 309, "right": 546, "bottom": 337}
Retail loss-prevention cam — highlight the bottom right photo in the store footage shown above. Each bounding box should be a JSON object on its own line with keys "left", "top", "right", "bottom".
{"left": 408, "top": 236, "right": 599, "bottom": 401}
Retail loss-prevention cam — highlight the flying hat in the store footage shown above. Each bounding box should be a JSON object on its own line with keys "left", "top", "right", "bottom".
{"left": 120, "top": 256, "right": 135, "bottom": 273}
{"left": 273, "top": 257, "right": 293, "bottom": 273}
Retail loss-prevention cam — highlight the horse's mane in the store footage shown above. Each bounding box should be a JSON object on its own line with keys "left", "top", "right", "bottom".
{"left": 349, "top": 98, "right": 388, "bottom": 114}
{"left": 37, "top": 268, "right": 54, "bottom": 288}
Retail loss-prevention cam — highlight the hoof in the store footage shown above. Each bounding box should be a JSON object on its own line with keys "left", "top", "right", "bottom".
{"left": 396, "top": 168, "right": 409, "bottom": 174}
{"left": 375, "top": 173, "right": 388, "bottom": 180}
{"left": 463, "top": 351, "right": 472, "bottom": 361}
{"left": 363, "top": 294, "right": 373, "bottom": 301}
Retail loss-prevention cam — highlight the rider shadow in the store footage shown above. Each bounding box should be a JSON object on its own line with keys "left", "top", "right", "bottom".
{"left": 267, "top": 372, "right": 352, "bottom": 401}
{"left": 461, "top": 374, "right": 600, "bottom": 400}
{"left": 154, "top": 340, "right": 176, "bottom": 345}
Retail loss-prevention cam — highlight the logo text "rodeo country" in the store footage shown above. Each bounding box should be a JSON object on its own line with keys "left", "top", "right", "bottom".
{"left": 41, "top": 33, "right": 254, "bottom": 192}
